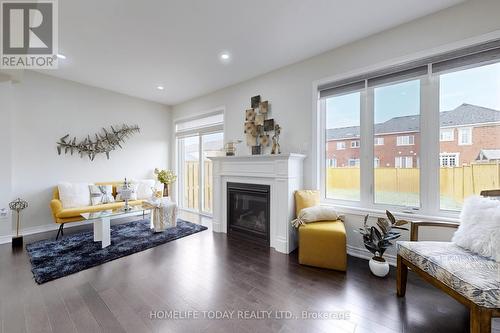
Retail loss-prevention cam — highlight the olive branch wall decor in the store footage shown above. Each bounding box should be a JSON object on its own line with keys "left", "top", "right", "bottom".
{"left": 57, "top": 124, "right": 140, "bottom": 161}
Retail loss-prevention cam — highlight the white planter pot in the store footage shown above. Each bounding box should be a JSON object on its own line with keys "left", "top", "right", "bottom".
{"left": 369, "top": 257, "right": 390, "bottom": 277}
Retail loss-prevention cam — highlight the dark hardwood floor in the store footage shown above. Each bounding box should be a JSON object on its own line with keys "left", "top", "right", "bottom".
{"left": 0, "top": 212, "right": 486, "bottom": 333}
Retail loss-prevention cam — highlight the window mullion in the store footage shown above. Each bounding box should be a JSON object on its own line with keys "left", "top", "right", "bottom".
{"left": 319, "top": 99, "right": 327, "bottom": 200}
{"left": 421, "top": 68, "right": 440, "bottom": 215}
{"left": 360, "top": 83, "right": 373, "bottom": 208}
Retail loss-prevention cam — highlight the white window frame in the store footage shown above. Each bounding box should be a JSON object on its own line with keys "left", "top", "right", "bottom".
{"left": 350, "top": 140, "right": 360, "bottom": 148}
{"left": 374, "top": 137, "right": 384, "bottom": 145}
{"left": 440, "top": 128, "right": 454, "bottom": 141}
{"left": 396, "top": 135, "right": 415, "bottom": 146}
{"left": 314, "top": 34, "right": 500, "bottom": 221}
{"left": 317, "top": 74, "right": 444, "bottom": 216}
{"left": 440, "top": 153, "right": 460, "bottom": 167}
{"left": 458, "top": 127, "right": 472, "bottom": 145}
{"left": 336, "top": 141, "right": 346, "bottom": 150}
{"left": 174, "top": 109, "right": 225, "bottom": 217}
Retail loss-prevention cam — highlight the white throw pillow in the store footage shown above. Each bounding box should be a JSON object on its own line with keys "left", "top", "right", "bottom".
{"left": 116, "top": 183, "right": 138, "bottom": 201}
{"left": 291, "top": 206, "right": 340, "bottom": 228}
{"left": 58, "top": 182, "right": 91, "bottom": 209}
{"left": 131, "top": 179, "right": 156, "bottom": 200}
{"left": 452, "top": 195, "right": 500, "bottom": 262}
{"left": 89, "top": 185, "right": 115, "bottom": 206}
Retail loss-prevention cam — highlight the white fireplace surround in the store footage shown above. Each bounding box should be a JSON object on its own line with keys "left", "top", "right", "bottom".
{"left": 209, "top": 154, "right": 306, "bottom": 254}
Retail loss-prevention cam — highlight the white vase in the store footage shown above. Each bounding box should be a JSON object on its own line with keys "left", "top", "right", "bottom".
{"left": 369, "top": 256, "right": 390, "bottom": 277}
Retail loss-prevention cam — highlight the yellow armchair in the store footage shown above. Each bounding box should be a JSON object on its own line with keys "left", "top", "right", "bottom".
{"left": 295, "top": 190, "right": 347, "bottom": 271}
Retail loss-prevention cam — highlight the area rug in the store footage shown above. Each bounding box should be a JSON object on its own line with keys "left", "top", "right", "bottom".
{"left": 26, "top": 219, "right": 207, "bottom": 284}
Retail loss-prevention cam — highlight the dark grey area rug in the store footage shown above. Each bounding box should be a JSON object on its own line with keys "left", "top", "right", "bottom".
{"left": 26, "top": 219, "right": 207, "bottom": 284}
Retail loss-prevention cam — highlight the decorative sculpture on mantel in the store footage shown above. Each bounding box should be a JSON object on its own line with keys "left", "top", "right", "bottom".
{"left": 57, "top": 124, "right": 140, "bottom": 161}
{"left": 271, "top": 124, "right": 281, "bottom": 155}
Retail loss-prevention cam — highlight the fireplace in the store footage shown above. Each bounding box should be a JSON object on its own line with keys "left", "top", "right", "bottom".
{"left": 227, "top": 182, "right": 270, "bottom": 246}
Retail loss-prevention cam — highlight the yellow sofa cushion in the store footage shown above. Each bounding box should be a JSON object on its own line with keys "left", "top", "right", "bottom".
{"left": 294, "top": 190, "right": 320, "bottom": 216}
{"left": 55, "top": 200, "right": 144, "bottom": 219}
{"left": 299, "top": 220, "right": 347, "bottom": 271}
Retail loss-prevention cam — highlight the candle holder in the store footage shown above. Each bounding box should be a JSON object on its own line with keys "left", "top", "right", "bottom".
{"left": 120, "top": 178, "right": 133, "bottom": 211}
{"left": 9, "top": 198, "right": 28, "bottom": 249}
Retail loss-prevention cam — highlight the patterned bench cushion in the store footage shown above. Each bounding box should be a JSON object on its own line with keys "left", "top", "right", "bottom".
{"left": 398, "top": 241, "right": 500, "bottom": 308}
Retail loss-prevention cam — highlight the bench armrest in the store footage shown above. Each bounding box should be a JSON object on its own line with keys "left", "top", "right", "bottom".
{"left": 410, "top": 220, "right": 459, "bottom": 241}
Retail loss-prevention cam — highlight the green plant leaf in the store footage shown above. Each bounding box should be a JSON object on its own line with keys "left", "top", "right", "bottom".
{"left": 395, "top": 219, "right": 409, "bottom": 226}
{"left": 386, "top": 210, "right": 396, "bottom": 225}
{"left": 371, "top": 226, "right": 382, "bottom": 243}
{"left": 392, "top": 226, "right": 409, "bottom": 231}
{"left": 377, "top": 217, "right": 390, "bottom": 235}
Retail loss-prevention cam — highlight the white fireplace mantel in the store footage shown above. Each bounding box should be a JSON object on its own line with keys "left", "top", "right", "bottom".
{"left": 209, "top": 153, "right": 306, "bottom": 254}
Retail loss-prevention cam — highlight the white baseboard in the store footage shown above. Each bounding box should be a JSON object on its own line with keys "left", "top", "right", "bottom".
{"left": 0, "top": 219, "right": 96, "bottom": 244}
{"left": 0, "top": 211, "right": 148, "bottom": 245}
{"left": 347, "top": 244, "right": 397, "bottom": 267}
{"left": 0, "top": 235, "right": 11, "bottom": 244}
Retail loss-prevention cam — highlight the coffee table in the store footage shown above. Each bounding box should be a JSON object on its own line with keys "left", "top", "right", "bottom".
{"left": 81, "top": 206, "right": 151, "bottom": 248}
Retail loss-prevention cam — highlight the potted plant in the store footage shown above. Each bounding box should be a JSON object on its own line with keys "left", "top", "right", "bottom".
{"left": 154, "top": 168, "right": 177, "bottom": 197}
{"left": 356, "top": 210, "right": 409, "bottom": 277}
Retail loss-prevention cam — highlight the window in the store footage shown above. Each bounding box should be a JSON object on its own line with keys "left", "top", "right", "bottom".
{"left": 325, "top": 91, "right": 361, "bottom": 201}
{"left": 396, "top": 135, "right": 415, "bottom": 146}
{"left": 319, "top": 40, "right": 500, "bottom": 216}
{"left": 202, "top": 132, "right": 224, "bottom": 213}
{"left": 458, "top": 127, "right": 472, "bottom": 145}
{"left": 348, "top": 158, "right": 360, "bottom": 167}
{"left": 176, "top": 112, "right": 224, "bottom": 214}
{"left": 327, "top": 158, "right": 337, "bottom": 168}
{"left": 439, "top": 61, "right": 500, "bottom": 211}
{"left": 440, "top": 153, "right": 459, "bottom": 167}
{"left": 350, "top": 140, "right": 360, "bottom": 148}
{"left": 374, "top": 80, "right": 420, "bottom": 208}
{"left": 178, "top": 136, "right": 200, "bottom": 210}
{"left": 395, "top": 156, "right": 414, "bottom": 168}
{"left": 440, "top": 129, "right": 454, "bottom": 141}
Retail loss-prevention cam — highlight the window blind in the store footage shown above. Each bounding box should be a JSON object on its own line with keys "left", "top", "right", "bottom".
{"left": 318, "top": 39, "right": 500, "bottom": 99}
{"left": 175, "top": 112, "right": 224, "bottom": 136}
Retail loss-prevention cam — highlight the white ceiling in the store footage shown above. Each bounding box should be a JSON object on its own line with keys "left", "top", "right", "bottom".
{"left": 40, "top": 0, "right": 464, "bottom": 105}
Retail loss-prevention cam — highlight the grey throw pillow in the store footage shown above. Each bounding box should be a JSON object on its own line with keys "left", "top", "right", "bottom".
{"left": 89, "top": 185, "right": 115, "bottom": 206}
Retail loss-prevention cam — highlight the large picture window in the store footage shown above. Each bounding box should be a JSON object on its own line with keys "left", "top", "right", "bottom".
{"left": 439, "top": 61, "right": 500, "bottom": 211}
{"left": 318, "top": 40, "right": 500, "bottom": 216}
{"left": 374, "top": 79, "right": 421, "bottom": 208}
{"left": 325, "top": 91, "right": 361, "bottom": 201}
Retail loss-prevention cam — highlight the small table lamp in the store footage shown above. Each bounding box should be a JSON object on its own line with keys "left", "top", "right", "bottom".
{"left": 9, "top": 198, "right": 28, "bottom": 249}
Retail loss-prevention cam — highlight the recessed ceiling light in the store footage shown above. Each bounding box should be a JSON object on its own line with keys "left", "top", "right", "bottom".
{"left": 220, "top": 52, "right": 231, "bottom": 61}
{"left": 156, "top": 85, "right": 165, "bottom": 91}
{"left": 57, "top": 54, "right": 66, "bottom": 59}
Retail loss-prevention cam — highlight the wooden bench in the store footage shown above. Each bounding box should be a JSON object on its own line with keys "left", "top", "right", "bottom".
{"left": 397, "top": 190, "right": 500, "bottom": 333}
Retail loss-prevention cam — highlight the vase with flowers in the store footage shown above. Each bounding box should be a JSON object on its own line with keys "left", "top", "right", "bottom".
{"left": 154, "top": 168, "right": 177, "bottom": 197}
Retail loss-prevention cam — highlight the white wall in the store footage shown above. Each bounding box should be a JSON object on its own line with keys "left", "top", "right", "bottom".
{"left": 0, "top": 81, "right": 13, "bottom": 239}
{"left": 2, "top": 71, "right": 171, "bottom": 235}
{"left": 171, "top": 0, "right": 500, "bottom": 260}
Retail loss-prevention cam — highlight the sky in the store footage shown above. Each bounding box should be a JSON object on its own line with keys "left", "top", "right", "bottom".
{"left": 326, "top": 62, "right": 500, "bottom": 129}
